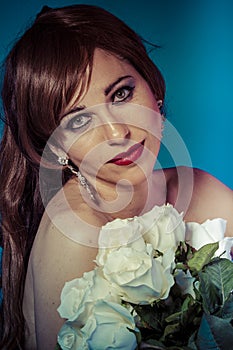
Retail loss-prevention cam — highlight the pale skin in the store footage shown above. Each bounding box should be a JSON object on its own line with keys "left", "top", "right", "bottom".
{"left": 23, "top": 49, "right": 233, "bottom": 349}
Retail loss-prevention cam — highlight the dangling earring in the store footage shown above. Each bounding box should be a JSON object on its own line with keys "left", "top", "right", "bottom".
{"left": 58, "top": 156, "right": 69, "bottom": 166}
{"left": 67, "top": 164, "right": 96, "bottom": 202}
{"left": 57, "top": 156, "right": 96, "bottom": 202}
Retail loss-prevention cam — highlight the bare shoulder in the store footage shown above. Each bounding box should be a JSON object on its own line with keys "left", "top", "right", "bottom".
{"left": 27, "top": 191, "right": 104, "bottom": 348}
{"left": 30, "top": 196, "right": 105, "bottom": 303}
{"left": 186, "top": 168, "right": 233, "bottom": 236}
{"left": 164, "top": 166, "right": 233, "bottom": 236}
{"left": 30, "top": 209, "right": 99, "bottom": 306}
{"left": 31, "top": 209, "right": 99, "bottom": 278}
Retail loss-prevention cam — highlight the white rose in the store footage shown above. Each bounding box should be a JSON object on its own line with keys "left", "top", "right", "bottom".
{"left": 96, "top": 215, "right": 147, "bottom": 268}
{"left": 185, "top": 218, "right": 233, "bottom": 260}
{"left": 98, "top": 215, "right": 145, "bottom": 249}
{"left": 98, "top": 243, "right": 174, "bottom": 304}
{"left": 57, "top": 269, "right": 120, "bottom": 323}
{"left": 58, "top": 323, "right": 86, "bottom": 350}
{"left": 218, "top": 237, "right": 233, "bottom": 260}
{"left": 139, "top": 204, "right": 185, "bottom": 253}
{"left": 58, "top": 300, "right": 139, "bottom": 350}
{"left": 96, "top": 204, "right": 185, "bottom": 269}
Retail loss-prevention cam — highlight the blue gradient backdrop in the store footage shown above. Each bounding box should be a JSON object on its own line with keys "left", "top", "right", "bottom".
{"left": 1, "top": 0, "right": 233, "bottom": 188}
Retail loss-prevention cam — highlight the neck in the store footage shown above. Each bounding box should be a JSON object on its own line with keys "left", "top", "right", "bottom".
{"left": 94, "top": 171, "right": 166, "bottom": 220}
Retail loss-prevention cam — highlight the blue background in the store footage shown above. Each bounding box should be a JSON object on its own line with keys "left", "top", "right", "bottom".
{"left": 1, "top": 0, "right": 233, "bottom": 188}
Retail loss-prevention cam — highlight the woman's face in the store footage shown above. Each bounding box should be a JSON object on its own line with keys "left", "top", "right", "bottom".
{"left": 55, "top": 49, "right": 162, "bottom": 187}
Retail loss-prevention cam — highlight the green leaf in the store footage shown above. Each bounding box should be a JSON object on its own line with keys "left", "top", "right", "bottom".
{"left": 198, "top": 258, "right": 233, "bottom": 315}
{"left": 165, "top": 311, "right": 182, "bottom": 323}
{"left": 221, "top": 291, "right": 233, "bottom": 319}
{"left": 165, "top": 295, "right": 194, "bottom": 324}
{"left": 196, "top": 313, "right": 233, "bottom": 349}
{"left": 175, "top": 262, "right": 187, "bottom": 271}
{"left": 188, "top": 242, "right": 219, "bottom": 273}
{"left": 162, "top": 322, "right": 180, "bottom": 340}
{"left": 181, "top": 295, "right": 193, "bottom": 313}
{"left": 133, "top": 303, "right": 162, "bottom": 332}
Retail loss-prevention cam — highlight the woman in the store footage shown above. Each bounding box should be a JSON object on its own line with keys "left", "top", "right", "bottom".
{"left": 0, "top": 4, "right": 232, "bottom": 349}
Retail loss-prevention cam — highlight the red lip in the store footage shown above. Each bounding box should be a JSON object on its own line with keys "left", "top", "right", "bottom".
{"left": 107, "top": 140, "right": 145, "bottom": 166}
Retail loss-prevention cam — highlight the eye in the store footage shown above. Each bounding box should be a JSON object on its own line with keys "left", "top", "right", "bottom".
{"left": 112, "top": 86, "right": 135, "bottom": 103}
{"left": 66, "top": 114, "right": 92, "bottom": 130}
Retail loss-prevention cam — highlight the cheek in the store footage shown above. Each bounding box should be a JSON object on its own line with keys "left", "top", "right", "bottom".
{"left": 68, "top": 134, "right": 94, "bottom": 163}
{"left": 68, "top": 129, "right": 105, "bottom": 169}
{"left": 141, "top": 83, "right": 159, "bottom": 111}
{"left": 145, "top": 114, "right": 162, "bottom": 158}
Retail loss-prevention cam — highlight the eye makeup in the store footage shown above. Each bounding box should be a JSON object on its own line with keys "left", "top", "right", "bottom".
{"left": 60, "top": 107, "right": 93, "bottom": 132}
{"left": 111, "top": 85, "right": 135, "bottom": 104}
{"left": 60, "top": 76, "right": 136, "bottom": 131}
{"left": 66, "top": 113, "right": 92, "bottom": 131}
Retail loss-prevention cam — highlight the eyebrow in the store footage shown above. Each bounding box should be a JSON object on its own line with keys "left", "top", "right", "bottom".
{"left": 104, "top": 75, "right": 132, "bottom": 95}
{"left": 62, "top": 105, "right": 86, "bottom": 118}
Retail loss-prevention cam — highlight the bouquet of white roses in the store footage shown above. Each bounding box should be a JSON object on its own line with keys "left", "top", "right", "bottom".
{"left": 56, "top": 204, "right": 233, "bottom": 350}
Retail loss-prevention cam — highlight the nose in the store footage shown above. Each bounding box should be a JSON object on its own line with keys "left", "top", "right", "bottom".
{"left": 97, "top": 105, "right": 130, "bottom": 145}
{"left": 104, "top": 121, "right": 130, "bottom": 145}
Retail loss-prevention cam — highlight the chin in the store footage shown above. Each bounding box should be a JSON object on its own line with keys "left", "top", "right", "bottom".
{"left": 107, "top": 165, "right": 152, "bottom": 187}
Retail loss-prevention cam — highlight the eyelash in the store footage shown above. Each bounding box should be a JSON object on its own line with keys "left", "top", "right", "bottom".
{"left": 64, "top": 85, "right": 135, "bottom": 130}
{"left": 66, "top": 114, "right": 92, "bottom": 130}
{"left": 112, "top": 85, "right": 135, "bottom": 104}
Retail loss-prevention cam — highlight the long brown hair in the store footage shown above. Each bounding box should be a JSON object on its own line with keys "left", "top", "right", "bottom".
{"left": 0, "top": 4, "right": 165, "bottom": 348}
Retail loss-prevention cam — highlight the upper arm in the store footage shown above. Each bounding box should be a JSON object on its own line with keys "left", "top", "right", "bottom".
{"left": 31, "top": 219, "right": 98, "bottom": 349}
{"left": 184, "top": 168, "right": 233, "bottom": 236}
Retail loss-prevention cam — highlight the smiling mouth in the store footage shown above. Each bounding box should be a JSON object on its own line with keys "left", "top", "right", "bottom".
{"left": 107, "top": 140, "right": 145, "bottom": 166}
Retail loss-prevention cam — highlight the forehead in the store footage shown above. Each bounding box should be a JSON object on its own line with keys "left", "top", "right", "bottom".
{"left": 92, "top": 48, "right": 135, "bottom": 73}
{"left": 89, "top": 48, "right": 138, "bottom": 88}
{"left": 65, "top": 49, "right": 140, "bottom": 112}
